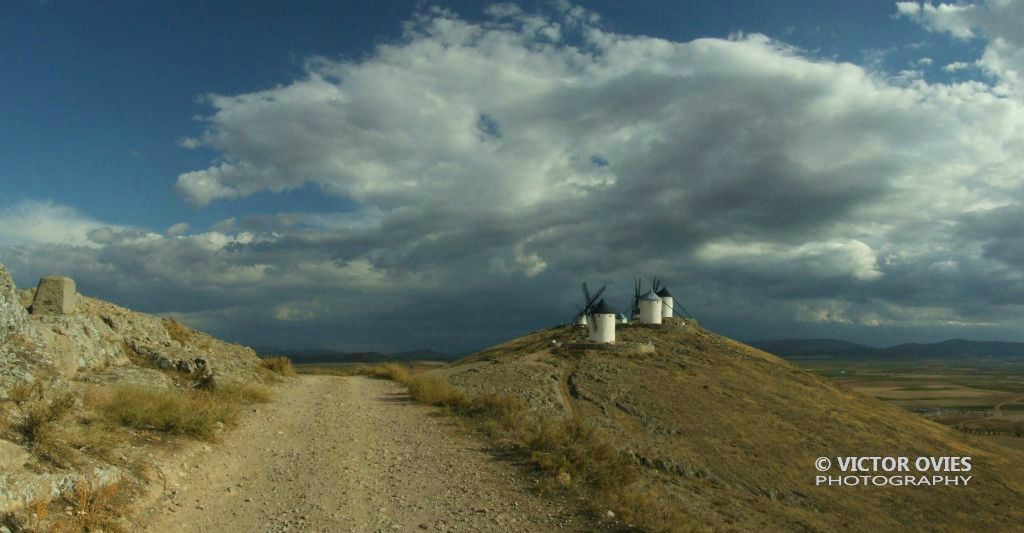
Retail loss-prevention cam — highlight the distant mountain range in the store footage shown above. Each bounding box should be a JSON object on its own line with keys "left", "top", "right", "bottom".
{"left": 749, "top": 338, "right": 1024, "bottom": 359}
{"left": 253, "top": 347, "right": 460, "bottom": 364}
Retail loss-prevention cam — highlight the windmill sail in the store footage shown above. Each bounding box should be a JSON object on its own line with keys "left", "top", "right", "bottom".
{"left": 571, "top": 281, "right": 606, "bottom": 324}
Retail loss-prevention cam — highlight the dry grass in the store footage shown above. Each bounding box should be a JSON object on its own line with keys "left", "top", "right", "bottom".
{"left": 3, "top": 381, "right": 79, "bottom": 467}
{"left": 346, "top": 364, "right": 681, "bottom": 530}
{"left": 99, "top": 386, "right": 237, "bottom": 440}
{"left": 2, "top": 498, "right": 49, "bottom": 532}
{"left": 215, "top": 381, "right": 273, "bottom": 404}
{"left": 403, "top": 375, "right": 469, "bottom": 408}
{"left": 259, "top": 356, "right": 296, "bottom": 377}
{"left": 98, "top": 379, "right": 272, "bottom": 440}
{"left": 50, "top": 480, "right": 127, "bottom": 533}
{"left": 0, "top": 472, "right": 131, "bottom": 533}
{"left": 162, "top": 317, "right": 211, "bottom": 350}
{"left": 162, "top": 317, "right": 194, "bottom": 344}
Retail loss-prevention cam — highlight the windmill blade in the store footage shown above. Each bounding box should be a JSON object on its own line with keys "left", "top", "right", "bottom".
{"left": 630, "top": 277, "right": 643, "bottom": 320}
{"left": 580, "top": 283, "right": 607, "bottom": 316}
{"left": 657, "top": 295, "right": 694, "bottom": 319}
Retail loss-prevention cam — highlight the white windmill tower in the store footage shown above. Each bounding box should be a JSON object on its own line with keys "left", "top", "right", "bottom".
{"left": 653, "top": 278, "right": 674, "bottom": 319}
{"left": 588, "top": 298, "right": 617, "bottom": 343}
{"left": 638, "top": 289, "right": 663, "bottom": 324}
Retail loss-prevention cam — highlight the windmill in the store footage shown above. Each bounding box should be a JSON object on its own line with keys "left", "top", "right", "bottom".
{"left": 652, "top": 276, "right": 686, "bottom": 318}
{"left": 627, "top": 277, "right": 643, "bottom": 321}
{"left": 572, "top": 281, "right": 606, "bottom": 326}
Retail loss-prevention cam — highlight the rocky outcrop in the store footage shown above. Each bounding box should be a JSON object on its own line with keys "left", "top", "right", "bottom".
{"left": 0, "top": 264, "right": 26, "bottom": 342}
{"left": 0, "top": 279, "right": 261, "bottom": 400}
{"left": 0, "top": 261, "right": 265, "bottom": 516}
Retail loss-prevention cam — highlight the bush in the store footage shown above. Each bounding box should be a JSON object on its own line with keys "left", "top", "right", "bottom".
{"left": 214, "top": 381, "right": 272, "bottom": 404}
{"left": 355, "top": 363, "right": 411, "bottom": 381}
{"left": 101, "top": 386, "right": 237, "bottom": 440}
{"left": 260, "top": 356, "right": 296, "bottom": 377}
{"left": 404, "top": 375, "right": 469, "bottom": 408}
{"left": 11, "top": 391, "right": 75, "bottom": 444}
{"left": 4, "top": 382, "right": 79, "bottom": 466}
{"left": 56, "top": 480, "right": 127, "bottom": 532}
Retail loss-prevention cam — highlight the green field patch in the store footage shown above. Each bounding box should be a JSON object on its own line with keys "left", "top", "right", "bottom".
{"left": 930, "top": 404, "right": 994, "bottom": 412}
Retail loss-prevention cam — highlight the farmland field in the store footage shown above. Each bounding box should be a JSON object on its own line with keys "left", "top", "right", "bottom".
{"left": 792, "top": 356, "right": 1024, "bottom": 440}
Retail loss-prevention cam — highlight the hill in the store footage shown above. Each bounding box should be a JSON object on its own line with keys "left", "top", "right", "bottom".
{"left": 0, "top": 263, "right": 268, "bottom": 518}
{"left": 747, "top": 338, "right": 873, "bottom": 357}
{"left": 259, "top": 347, "right": 459, "bottom": 364}
{"left": 750, "top": 337, "right": 1024, "bottom": 359}
{"left": 426, "top": 319, "right": 1024, "bottom": 531}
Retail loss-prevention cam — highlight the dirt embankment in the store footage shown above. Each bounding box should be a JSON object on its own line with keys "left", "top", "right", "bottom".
{"left": 132, "top": 375, "right": 596, "bottom": 532}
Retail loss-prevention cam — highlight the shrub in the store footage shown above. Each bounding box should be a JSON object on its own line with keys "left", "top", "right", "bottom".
{"left": 404, "top": 375, "right": 469, "bottom": 408}
{"left": 214, "top": 381, "right": 272, "bottom": 404}
{"left": 356, "top": 363, "right": 411, "bottom": 381}
{"left": 53, "top": 480, "right": 127, "bottom": 532}
{"left": 162, "top": 318, "right": 194, "bottom": 344}
{"left": 4, "top": 382, "right": 79, "bottom": 467}
{"left": 260, "top": 356, "right": 296, "bottom": 377}
{"left": 101, "top": 386, "right": 237, "bottom": 440}
{"left": 11, "top": 391, "right": 75, "bottom": 444}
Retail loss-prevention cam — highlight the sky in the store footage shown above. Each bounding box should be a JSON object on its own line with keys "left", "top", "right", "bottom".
{"left": 2, "top": 1, "right": 1024, "bottom": 353}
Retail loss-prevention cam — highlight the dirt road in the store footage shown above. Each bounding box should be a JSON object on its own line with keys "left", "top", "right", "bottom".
{"left": 994, "top": 395, "right": 1024, "bottom": 416}
{"left": 131, "top": 376, "right": 596, "bottom": 532}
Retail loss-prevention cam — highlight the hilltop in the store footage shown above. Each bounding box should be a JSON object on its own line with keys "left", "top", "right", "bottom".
{"left": 427, "top": 319, "right": 1024, "bottom": 531}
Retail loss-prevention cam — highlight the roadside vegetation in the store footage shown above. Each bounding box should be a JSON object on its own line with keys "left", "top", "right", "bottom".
{"left": 303, "top": 362, "right": 694, "bottom": 531}
{"left": 1, "top": 371, "right": 276, "bottom": 531}
{"left": 259, "top": 356, "right": 297, "bottom": 377}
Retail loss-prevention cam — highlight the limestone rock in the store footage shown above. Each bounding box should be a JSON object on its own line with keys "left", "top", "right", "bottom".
{"left": 0, "top": 439, "right": 29, "bottom": 471}
{"left": 31, "top": 276, "right": 77, "bottom": 315}
{"left": 0, "top": 263, "right": 26, "bottom": 341}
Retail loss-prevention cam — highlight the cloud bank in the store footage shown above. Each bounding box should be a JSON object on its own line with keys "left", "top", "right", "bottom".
{"left": 4, "top": 3, "right": 1024, "bottom": 350}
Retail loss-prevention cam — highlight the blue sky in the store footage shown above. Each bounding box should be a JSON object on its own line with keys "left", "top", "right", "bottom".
{"left": 2, "top": 1, "right": 1023, "bottom": 352}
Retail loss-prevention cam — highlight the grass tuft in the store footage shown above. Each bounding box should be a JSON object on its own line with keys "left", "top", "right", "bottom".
{"left": 215, "top": 381, "right": 273, "bottom": 404}
{"left": 4, "top": 381, "right": 80, "bottom": 467}
{"left": 344, "top": 363, "right": 687, "bottom": 529}
{"left": 259, "top": 356, "right": 296, "bottom": 377}
{"left": 53, "top": 480, "right": 128, "bottom": 532}
{"left": 100, "top": 386, "right": 237, "bottom": 440}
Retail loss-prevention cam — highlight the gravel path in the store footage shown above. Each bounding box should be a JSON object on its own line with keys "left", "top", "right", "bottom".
{"left": 132, "top": 375, "right": 597, "bottom": 532}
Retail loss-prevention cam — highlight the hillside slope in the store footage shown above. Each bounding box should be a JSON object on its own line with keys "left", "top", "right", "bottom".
{"left": 431, "top": 319, "right": 1024, "bottom": 531}
{"left": 0, "top": 263, "right": 264, "bottom": 515}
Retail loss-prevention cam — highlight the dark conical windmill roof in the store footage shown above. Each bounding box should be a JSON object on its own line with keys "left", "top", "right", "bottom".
{"left": 656, "top": 286, "right": 673, "bottom": 298}
{"left": 591, "top": 298, "right": 616, "bottom": 315}
{"left": 640, "top": 290, "right": 661, "bottom": 302}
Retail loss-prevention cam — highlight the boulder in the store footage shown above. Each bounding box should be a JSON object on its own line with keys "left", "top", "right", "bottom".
{"left": 0, "top": 263, "right": 26, "bottom": 340}
{"left": 31, "top": 276, "right": 77, "bottom": 315}
{"left": 0, "top": 440, "right": 29, "bottom": 471}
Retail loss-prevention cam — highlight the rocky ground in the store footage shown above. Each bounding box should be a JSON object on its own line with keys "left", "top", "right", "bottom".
{"left": 0, "top": 261, "right": 265, "bottom": 515}
{"left": 131, "top": 375, "right": 606, "bottom": 533}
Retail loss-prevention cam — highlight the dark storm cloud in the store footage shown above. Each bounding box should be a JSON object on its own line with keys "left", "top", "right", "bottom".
{"left": 3, "top": 3, "right": 1024, "bottom": 350}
